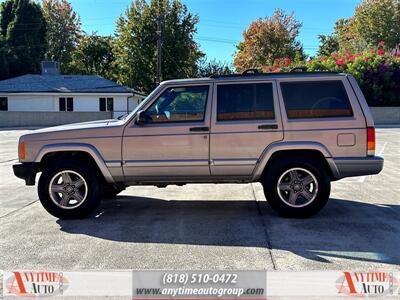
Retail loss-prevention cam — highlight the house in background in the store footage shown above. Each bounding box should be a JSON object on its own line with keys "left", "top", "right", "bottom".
{"left": 0, "top": 61, "right": 145, "bottom": 127}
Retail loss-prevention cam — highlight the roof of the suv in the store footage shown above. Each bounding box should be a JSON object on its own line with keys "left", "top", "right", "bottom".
{"left": 161, "top": 71, "right": 348, "bottom": 85}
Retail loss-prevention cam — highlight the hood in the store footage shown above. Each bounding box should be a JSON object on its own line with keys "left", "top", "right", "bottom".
{"left": 21, "top": 118, "right": 127, "bottom": 142}
{"left": 32, "top": 118, "right": 122, "bottom": 134}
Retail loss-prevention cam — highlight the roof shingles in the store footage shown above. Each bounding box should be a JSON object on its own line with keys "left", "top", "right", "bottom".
{"left": 0, "top": 74, "right": 134, "bottom": 94}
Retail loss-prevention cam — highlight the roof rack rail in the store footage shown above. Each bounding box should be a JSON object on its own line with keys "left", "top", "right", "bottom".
{"left": 210, "top": 70, "right": 340, "bottom": 79}
{"left": 290, "top": 66, "right": 308, "bottom": 73}
{"left": 242, "top": 68, "right": 260, "bottom": 75}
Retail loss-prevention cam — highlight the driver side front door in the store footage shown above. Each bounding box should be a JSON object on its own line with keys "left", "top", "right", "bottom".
{"left": 122, "top": 84, "right": 212, "bottom": 181}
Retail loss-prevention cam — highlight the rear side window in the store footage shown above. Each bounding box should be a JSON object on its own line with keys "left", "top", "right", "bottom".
{"left": 217, "top": 83, "right": 274, "bottom": 121}
{"left": 280, "top": 80, "right": 353, "bottom": 119}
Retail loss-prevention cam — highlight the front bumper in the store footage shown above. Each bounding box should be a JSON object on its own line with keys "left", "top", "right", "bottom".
{"left": 13, "top": 163, "right": 39, "bottom": 185}
{"left": 332, "top": 156, "right": 384, "bottom": 179}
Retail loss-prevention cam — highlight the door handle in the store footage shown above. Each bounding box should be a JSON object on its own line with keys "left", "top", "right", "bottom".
{"left": 189, "top": 126, "right": 209, "bottom": 132}
{"left": 258, "top": 124, "right": 278, "bottom": 130}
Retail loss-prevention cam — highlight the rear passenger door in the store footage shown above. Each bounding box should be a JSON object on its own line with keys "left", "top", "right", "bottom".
{"left": 210, "top": 81, "right": 284, "bottom": 177}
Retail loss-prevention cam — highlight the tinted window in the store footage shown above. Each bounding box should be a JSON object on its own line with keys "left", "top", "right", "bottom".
{"left": 59, "top": 97, "right": 66, "bottom": 111}
{"left": 59, "top": 97, "right": 73, "bottom": 111}
{"left": 0, "top": 97, "right": 8, "bottom": 111}
{"left": 66, "top": 97, "right": 73, "bottom": 111}
{"left": 280, "top": 81, "right": 353, "bottom": 119}
{"left": 107, "top": 97, "right": 114, "bottom": 111}
{"left": 99, "top": 97, "right": 113, "bottom": 111}
{"left": 217, "top": 83, "right": 274, "bottom": 121}
{"left": 99, "top": 98, "right": 106, "bottom": 111}
{"left": 146, "top": 86, "right": 208, "bottom": 123}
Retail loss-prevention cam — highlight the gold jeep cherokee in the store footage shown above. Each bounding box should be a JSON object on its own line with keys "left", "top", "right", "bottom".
{"left": 13, "top": 69, "right": 384, "bottom": 219}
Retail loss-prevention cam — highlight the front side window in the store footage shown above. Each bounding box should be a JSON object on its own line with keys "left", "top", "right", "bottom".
{"left": 0, "top": 97, "right": 8, "bottom": 111}
{"left": 280, "top": 80, "right": 353, "bottom": 119}
{"left": 217, "top": 83, "right": 274, "bottom": 121}
{"left": 146, "top": 86, "right": 209, "bottom": 123}
{"left": 59, "top": 97, "right": 74, "bottom": 111}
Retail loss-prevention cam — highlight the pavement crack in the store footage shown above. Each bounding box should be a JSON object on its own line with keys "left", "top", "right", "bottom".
{"left": 0, "top": 200, "right": 38, "bottom": 219}
{"left": 0, "top": 158, "right": 18, "bottom": 164}
{"left": 251, "top": 183, "right": 277, "bottom": 270}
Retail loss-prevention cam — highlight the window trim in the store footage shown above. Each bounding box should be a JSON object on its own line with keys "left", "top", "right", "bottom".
{"left": 144, "top": 85, "right": 210, "bottom": 124}
{"left": 106, "top": 97, "right": 114, "bottom": 112}
{"left": 216, "top": 82, "right": 276, "bottom": 122}
{"left": 0, "top": 97, "right": 8, "bottom": 111}
{"left": 279, "top": 79, "right": 355, "bottom": 120}
{"left": 66, "top": 97, "right": 74, "bottom": 112}
{"left": 59, "top": 97, "right": 74, "bottom": 112}
{"left": 99, "top": 97, "right": 114, "bottom": 112}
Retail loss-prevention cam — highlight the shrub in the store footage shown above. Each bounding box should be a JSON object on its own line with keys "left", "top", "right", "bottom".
{"left": 259, "top": 43, "right": 400, "bottom": 106}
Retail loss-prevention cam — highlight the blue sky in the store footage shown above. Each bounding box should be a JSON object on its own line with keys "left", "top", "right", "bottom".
{"left": 69, "top": 0, "right": 361, "bottom": 63}
{"left": 4, "top": 0, "right": 362, "bottom": 63}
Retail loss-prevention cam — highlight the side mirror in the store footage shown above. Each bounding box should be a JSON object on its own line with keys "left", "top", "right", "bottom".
{"left": 135, "top": 110, "right": 149, "bottom": 125}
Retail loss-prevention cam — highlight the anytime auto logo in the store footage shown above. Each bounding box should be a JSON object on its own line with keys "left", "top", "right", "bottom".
{"left": 336, "top": 271, "right": 399, "bottom": 297}
{"left": 4, "top": 271, "right": 69, "bottom": 297}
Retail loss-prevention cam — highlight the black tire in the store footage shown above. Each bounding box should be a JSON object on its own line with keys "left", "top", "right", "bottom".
{"left": 262, "top": 157, "right": 331, "bottom": 218}
{"left": 103, "top": 185, "right": 125, "bottom": 199}
{"left": 38, "top": 160, "right": 103, "bottom": 219}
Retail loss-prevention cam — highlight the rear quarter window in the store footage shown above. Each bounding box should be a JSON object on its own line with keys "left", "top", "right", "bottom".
{"left": 280, "top": 80, "right": 353, "bottom": 119}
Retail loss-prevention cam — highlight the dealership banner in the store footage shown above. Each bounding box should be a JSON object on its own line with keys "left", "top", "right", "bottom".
{"left": 2, "top": 270, "right": 399, "bottom": 299}
{"left": 2, "top": 270, "right": 132, "bottom": 298}
{"left": 132, "top": 270, "right": 266, "bottom": 299}
{"left": 267, "top": 271, "right": 400, "bottom": 298}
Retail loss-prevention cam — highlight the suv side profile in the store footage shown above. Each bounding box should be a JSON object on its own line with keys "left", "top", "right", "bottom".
{"left": 13, "top": 70, "right": 384, "bottom": 219}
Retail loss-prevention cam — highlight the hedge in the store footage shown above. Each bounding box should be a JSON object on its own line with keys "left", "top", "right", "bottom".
{"left": 260, "top": 43, "right": 400, "bottom": 107}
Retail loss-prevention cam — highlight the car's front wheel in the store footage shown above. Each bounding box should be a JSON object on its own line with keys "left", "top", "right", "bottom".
{"left": 262, "top": 157, "right": 331, "bottom": 218}
{"left": 38, "top": 161, "right": 102, "bottom": 219}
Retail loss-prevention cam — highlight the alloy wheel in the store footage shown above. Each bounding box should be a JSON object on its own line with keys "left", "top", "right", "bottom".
{"left": 276, "top": 167, "right": 318, "bottom": 208}
{"left": 48, "top": 170, "right": 88, "bottom": 209}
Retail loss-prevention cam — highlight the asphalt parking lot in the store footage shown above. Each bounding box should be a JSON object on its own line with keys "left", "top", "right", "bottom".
{"left": 0, "top": 128, "right": 399, "bottom": 271}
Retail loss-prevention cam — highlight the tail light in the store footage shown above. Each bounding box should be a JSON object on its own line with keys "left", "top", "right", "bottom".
{"left": 19, "top": 141, "right": 25, "bottom": 160}
{"left": 367, "top": 127, "right": 375, "bottom": 156}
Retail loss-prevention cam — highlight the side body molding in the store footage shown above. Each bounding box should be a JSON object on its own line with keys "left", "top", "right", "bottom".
{"left": 34, "top": 143, "right": 115, "bottom": 183}
{"left": 252, "top": 141, "right": 336, "bottom": 180}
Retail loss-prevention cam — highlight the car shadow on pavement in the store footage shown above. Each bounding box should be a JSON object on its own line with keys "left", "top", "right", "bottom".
{"left": 57, "top": 196, "right": 400, "bottom": 266}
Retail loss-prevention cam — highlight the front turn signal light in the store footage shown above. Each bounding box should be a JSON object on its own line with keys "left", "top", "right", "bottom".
{"left": 20, "top": 141, "right": 25, "bottom": 160}
{"left": 367, "top": 127, "right": 375, "bottom": 156}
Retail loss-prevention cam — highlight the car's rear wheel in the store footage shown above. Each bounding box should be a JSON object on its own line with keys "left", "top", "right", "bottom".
{"left": 38, "top": 161, "right": 102, "bottom": 219}
{"left": 262, "top": 157, "right": 331, "bottom": 218}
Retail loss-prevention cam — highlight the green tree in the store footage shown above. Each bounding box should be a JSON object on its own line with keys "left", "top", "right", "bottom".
{"left": 317, "top": 34, "right": 339, "bottom": 56}
{"left": 113, "top": 0, "right": 203, "bottom": 93}
{"left": 42, "top": 0, "right": 81, "bottom": 72}
{"left": 0, "top": 0, "right": 47, "bottom": 78}
{"left": 353, "top": 0, "right": 400, "bottom": 50}
{"left": 68, "top": 33, "right": 115, "bottom": 78}
{"left": 324, "top": 0, "right": 400, "bottom": 55}
{"left": 234, "top": 9, "right": 305, "bottom": 71}
{"left": 0, "top": 0, "right": 13, "bottom": 37}
{"left": 334, "top": 18, "right": 363, "bottom": 52}
{"left": 197, "top": 58, "right": 233, "bottom": 77}
{"left": 0, "top": 37, "right": 9, "bottom": 80}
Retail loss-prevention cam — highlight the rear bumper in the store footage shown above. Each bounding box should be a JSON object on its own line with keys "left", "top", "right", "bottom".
{"left": 331, "top": 156, "right": 384, "bottom": 179}
{"left": 13, "top": 163, "right": 39, "bottom": 185}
